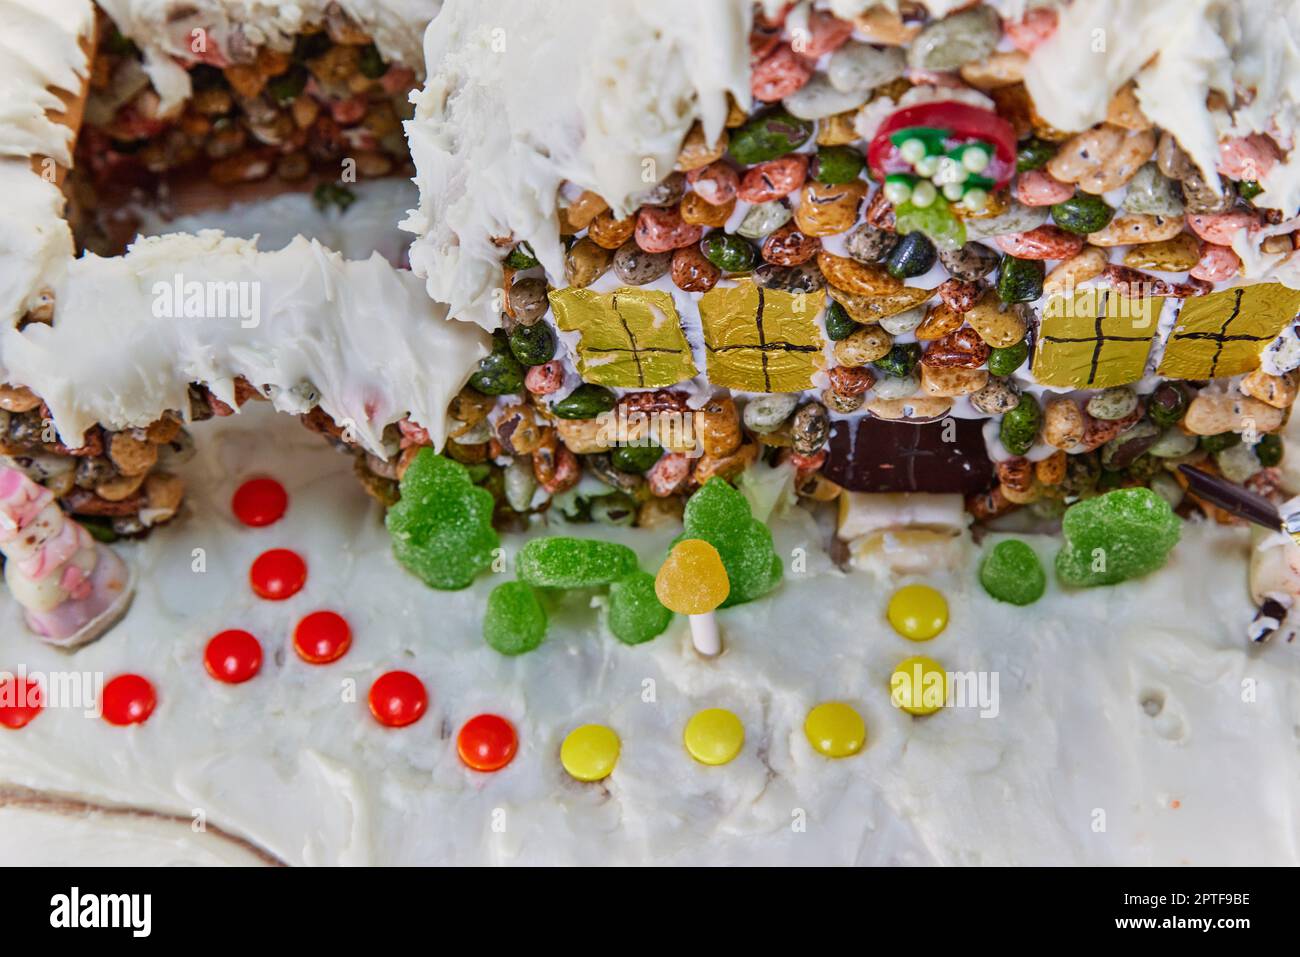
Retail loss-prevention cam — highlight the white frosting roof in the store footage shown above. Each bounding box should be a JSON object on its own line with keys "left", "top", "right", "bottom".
{"left": 0, "top": 232, "right": 489, "bottom": 455}
{"left": 0, "top": 0, "right": 93, "bottom": 166}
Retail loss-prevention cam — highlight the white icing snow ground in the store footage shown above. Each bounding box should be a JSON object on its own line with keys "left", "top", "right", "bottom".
{"left": 0, "top": 405, "right": 1297, "bottom": 865}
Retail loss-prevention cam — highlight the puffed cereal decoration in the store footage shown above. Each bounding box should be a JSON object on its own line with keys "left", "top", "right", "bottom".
{"left": 549, "top": 287, "right": 698, "bottom": 388}
{"left": 698, "top": 281, "right": 826, "bottom": 392}
{"left": 1157, "top": 284, "right": 1300, "bottom": 380}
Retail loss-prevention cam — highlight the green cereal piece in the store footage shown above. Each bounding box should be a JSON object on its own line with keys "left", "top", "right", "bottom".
{"left": 606, "top": 571, "right": 673, "bottom": 645}
{"left": 385, "top": 449, "right": 500, "bottom": 590}
{"left": 508, "top": 321, "right": 557, "bottom": 366}
{"left": 999, "top": 394, "right": 1041, "bottom": 455}
{"left": 728, "top": 108, "right": 815, "bottom": 165}
{"left": 505, "top": 241, "right": 540, "bottom": 270}
{"left": 874, "top": 342, "right": 922, "bottom": 378}
{"left": 484, "top": 581, "right": 547, "bottom": 655}
{"left": 470, "top": 334, "right": 525, "bottom": 395}
{"left": 611, "top": 442, "right": 663, "bottom": 474}
{"left": 979, "top": 539, "right": 1046, "bottom": 605}
{"left": 701, "top": 233, "right": 758, "bottom": 273}
{"left": 1016, "top": 137, "right": 1055, "bottom": 173}
{"left": 811, "top": 145, "right": 866, "bottom": 185}
{"left": 1055, "top": 488, "right": 1181, "bottom": 588}
{"left": 679, "top": 478, "right": 782, "bottom": 607}
{"left": 1255, "top": 433, "right": 1283, "bottom": 468}
{"left": 1050, "top": 193, "right": 1115, "bottom": 235}
{"left": 551, "top": 383, "right": 617, "bottom": 419}
{"left": 997, "top": 255, "right": 1044, "bottom": 303}
{"left": 987, "top": 341, "right": 1028, "bottom": 376}
{"left": 517, "top": 536, "right": 638, "bottom": 589}
{"left": 824, "top": 301, "right": 856, "bottom": 341}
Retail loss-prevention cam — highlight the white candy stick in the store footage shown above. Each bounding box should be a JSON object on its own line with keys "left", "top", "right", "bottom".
{"left": 689, "top": 612, "right": 721, "bottom": 657}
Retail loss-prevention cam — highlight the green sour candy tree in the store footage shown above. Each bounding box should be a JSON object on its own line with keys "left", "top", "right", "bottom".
{"left": 1055, "top": 487, "right": 1181, "bottom": 588}
{"left": 607, "top": 570, "right": 673, "bottom": 645}
{"left": 385, "top": 448, "right": 499, "bottom": 590}
{"left": 679, "top": 477, "right": 782, "bottom": 608}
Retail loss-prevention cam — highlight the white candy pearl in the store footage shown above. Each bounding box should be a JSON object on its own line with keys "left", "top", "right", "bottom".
{"left": 911, "top": 180, "right": 937, "bottom": 208}
{"left": 899, "top": 138, "right": 927, "bottom": 164}
{"left": 962, "top": 146, "right": 991, "bottom": 173}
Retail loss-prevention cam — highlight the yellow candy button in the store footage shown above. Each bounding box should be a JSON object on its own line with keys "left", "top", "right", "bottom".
{"left": 804, "top": 702, "right": 866, "bottom": 758}
{"left": 560, "top": 724, "right": 621, "bottom": 782}
{"left": 890, "top": 656, "right": 949, "bottom": 716}
{"left": 683, "top": 708, "right": 744, "bottom": 766}
{"left": 887, "top": 583, "right": 948, "bottom": 641}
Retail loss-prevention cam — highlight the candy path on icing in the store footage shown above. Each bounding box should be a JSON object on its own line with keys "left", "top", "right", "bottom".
{"left": 0, "top": 404, "right": 1297, "bottom": 865}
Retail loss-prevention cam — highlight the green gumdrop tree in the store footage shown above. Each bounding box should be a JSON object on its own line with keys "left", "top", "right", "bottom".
{"left": 386, "top": 448, "right": 499, "bottom": 590}
{"left": 678, "top": 477, "right": 782, "bottom": 608}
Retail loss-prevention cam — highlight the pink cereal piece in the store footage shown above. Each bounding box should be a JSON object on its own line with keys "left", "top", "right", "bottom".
{"left": 749, "top": 27, "right": 781, "bottom": 65}
{"left": 790, "top": 449, "right": 827, "bottom": 472}
{"left": 686, "top": 161, "right": 740, "bottom": 206}
{"left": 397, "top": 417, "right": 431, "bottom": 449}
{"left": 380, "top": 66, "right": 417, "bottom": 96}
{"left": 1005, "top": 8, "right": 1059, "bottom": 53}
{"left": 525, "top": 361, "right": 565, "bottom": 396}
{"left": 1014, "top": 170, "right": 1075, "bottom": 206}
{"left": 184, "top": 38, "right": 229, "bottom": 68}
{"left": 1189, "top": 243, "right": 1242, "bottom": 283}
{"left": 737, "top": 155, "right": 809, "bottom": 204}
{"left": 635, "top": 206, "right": 704, "bottom": 254}
{"left": 1216, "top": 134, "right": 1281, "bottom": 182}
{"left": 793, "top": 10, "right": 854, "bottom": 59}
{"left": 329, "top": 95, "right": 368, "bottom": 125}
{"left": 647, "top": 453, "right": 691, "bottom": 498}
{"left": 1186, "top": 211, "right": 1259, "bottom": 246}
{"left": 994, "top": 225, "right": 1084, "bottom": 260}
{"left": 751, "top": 44, "right": 813, "bottom": 102}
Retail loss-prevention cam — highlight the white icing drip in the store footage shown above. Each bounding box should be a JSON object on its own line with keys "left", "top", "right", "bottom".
{"left": 0, "top": 0, "right": 93, "bottom": 166}
{"left": 0, "top": 232, "right": 490, "bottom": 456}
{"left": 0, "top": 161, "right": 75, "bottom": 326}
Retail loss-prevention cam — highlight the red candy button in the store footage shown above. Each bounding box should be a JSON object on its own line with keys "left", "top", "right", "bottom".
{"left": 102, "top": 674, "right": 156, "bottom": 726}
{"left": 204, "top": 629, "right": 263, "bottom": 684}
{"left": 232, "top": 477, "right": 288, "bottom": 527}
{"left": 457, "top": 714, "right": 518, "bottom": 772}
{"left": 368, "top": 671, "right": 427, "bottom": 728}
{"left": 250, "top": 548, "right": 307, "bottom": 600}
{"left": 0, "top": 675, "right": 43, "bottom": 729}
{"left": 293, "top": 611, "right": 352, "bottom": 664}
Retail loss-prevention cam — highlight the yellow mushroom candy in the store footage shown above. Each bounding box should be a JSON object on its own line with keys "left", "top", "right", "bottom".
{"left": 655, "top": 538, "right": 730, "bottom": 614}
